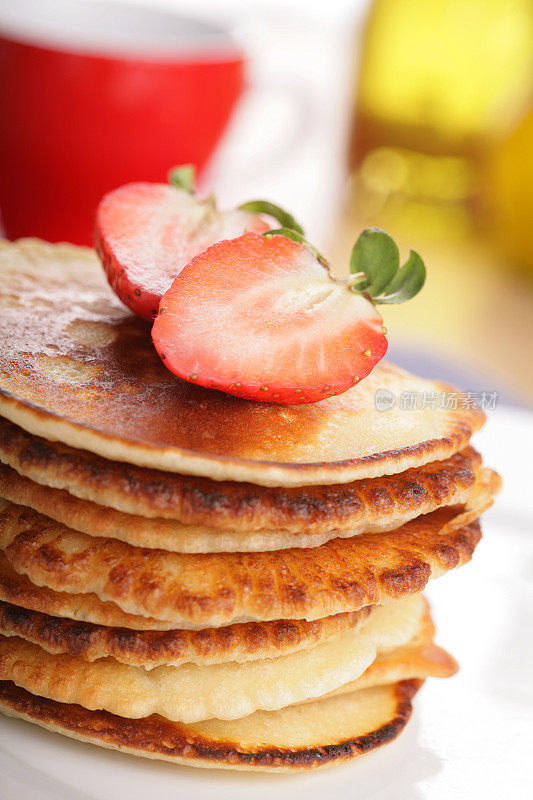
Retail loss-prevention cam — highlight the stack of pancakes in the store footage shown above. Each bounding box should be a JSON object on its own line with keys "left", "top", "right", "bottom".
{"left": 0, "top": 240, "right": 499, "bottom": 772}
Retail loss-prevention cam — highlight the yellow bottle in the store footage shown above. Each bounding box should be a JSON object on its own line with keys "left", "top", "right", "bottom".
{"left": 484, "top": 103, "right": 533, "bottom": 276}
{"left": 350, "top": 0, "right": 533, "bottom": 241}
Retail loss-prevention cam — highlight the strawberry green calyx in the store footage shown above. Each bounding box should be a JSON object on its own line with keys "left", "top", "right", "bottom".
{"left": 265, "top": 226, "right": 425, "bottom": 307}
{"left": 168, "top": 164, "right": 196, "bottom": 193}
{"left": 239, "top": 201, "right": 304, "bottom": 236}
{"left": 349, "top": 228, "right": 426, "bottom": 305}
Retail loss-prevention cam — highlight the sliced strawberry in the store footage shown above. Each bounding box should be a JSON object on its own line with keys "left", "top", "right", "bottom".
{"left": 152, "top": 232, "right": 388, "bottom": 404}
{"left": 95, "top": 182, "right": 270, "bottom": 321}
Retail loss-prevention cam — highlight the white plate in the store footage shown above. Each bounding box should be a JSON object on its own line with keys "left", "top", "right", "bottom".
{"left": 1, "top": 405, "right": 532, "bottom": 800}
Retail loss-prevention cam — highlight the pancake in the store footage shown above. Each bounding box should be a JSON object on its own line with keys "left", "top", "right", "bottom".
{"left": 0, "top": 454, "right": 482, "bottom": 552}
{"left": 345, "top": 632, "right": 457, "bottom": 689}
{"left": 0, "top": 418, "right": 482, "bottom": 534}
{"left": 0, "top": 596, "right": 429, "bottom": 723}
{"left": 0, "top": 594, "right": 424, "bottom": 675}
{"left": 0, "top": 553, "right": 187, "bottom": 631}
{"left": 0, "top": 559, "right": 388, "bottom": 663}
{"left": 0, "top": 239, "right": 485, "bottom": 486}
{"left": 0, "top": 492, "right": 495, "bottom": 626}
{"left": 0, "top": 679, "right": 422, "bottom": 772}
{"left": 320, "top": 595, "right": 458, "bottom": 700}
{"left": 0, "top": 631, "right": 371, "bottom": 723}
{"left": 0, "top": 595, "right": 373, "bottom": 668}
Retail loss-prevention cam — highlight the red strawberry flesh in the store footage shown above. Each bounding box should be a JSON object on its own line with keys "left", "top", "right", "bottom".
{"left": 152, "top": 232, "right": 388, "bottom": 404}
{"left": 95, "top": 183, "right": 269, "bottom": 320}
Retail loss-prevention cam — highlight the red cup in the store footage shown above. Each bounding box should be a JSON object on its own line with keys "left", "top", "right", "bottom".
{"left": 0, "top": 0, "right": 246, "bottom": 244}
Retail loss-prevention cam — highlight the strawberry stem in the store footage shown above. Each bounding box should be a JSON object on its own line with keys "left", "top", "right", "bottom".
{"left": 239, "top": 201, "right": 304, "bottom": 235}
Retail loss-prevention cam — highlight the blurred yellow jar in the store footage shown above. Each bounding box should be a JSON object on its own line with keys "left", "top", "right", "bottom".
{"left": 350, "top": 0, "right": 533, "bottom": 253}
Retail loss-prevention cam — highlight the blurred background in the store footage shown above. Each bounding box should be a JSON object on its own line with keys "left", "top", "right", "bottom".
{"left": 1, "top": 0, "right": 532, "bottom": 406}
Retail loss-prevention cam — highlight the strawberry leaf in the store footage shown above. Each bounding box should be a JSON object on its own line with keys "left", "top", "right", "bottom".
{"left": 349, "top": 228, "right": 426, "bottom": 305}
{"left": 239, "top": 201, "right": 304, "bottom": 235}
{"left": 349, "top": 228, "right": 399, "bottom": 294}
{"left": 168, "top": 164, "right": 196, "bottom": 193}
{"left": 373, "top": 250, "right": 426, "bottom": 304}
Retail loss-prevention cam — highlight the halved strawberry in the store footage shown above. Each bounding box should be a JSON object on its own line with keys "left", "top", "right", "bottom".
{"left": 95, "top": 168, "right": 285, "bottom": 321}
{"left": 151, "top": 232, "right": 389, "bottom": 404}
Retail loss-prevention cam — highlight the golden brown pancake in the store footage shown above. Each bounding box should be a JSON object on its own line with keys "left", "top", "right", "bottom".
{"left": 0, "top": 597, "right": 439, "bottom": 723}
{"left": 0, "top": 494, "right": 494, "bottom": 627}
{"left": 0, "top": 630, "right": 373, "bottom": 722}
{"left": 0, "top": 679, "right": 422, "bottom": 772}
{"left": 0, "top": 553, "right": 183, "bottom": 630}
{"left": 0, "top": 597, "right": 372, "bottom": 668}
{"left": 0, "top": 593, "right": 422, "bottom": 671}
{"left": 0, "top": 449, "right": 483, "bottom": 552}
{"left": 321, "top": 646, "right": 455, "bottom": 698}
{"left": 0, "top": 239, "right": 485, "bottom": 486}
{"left": 0, "top": 418, "right": 482, "bottom": 533}
{"left": 321, "top": 596, "right": 458, "bottom": 700}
